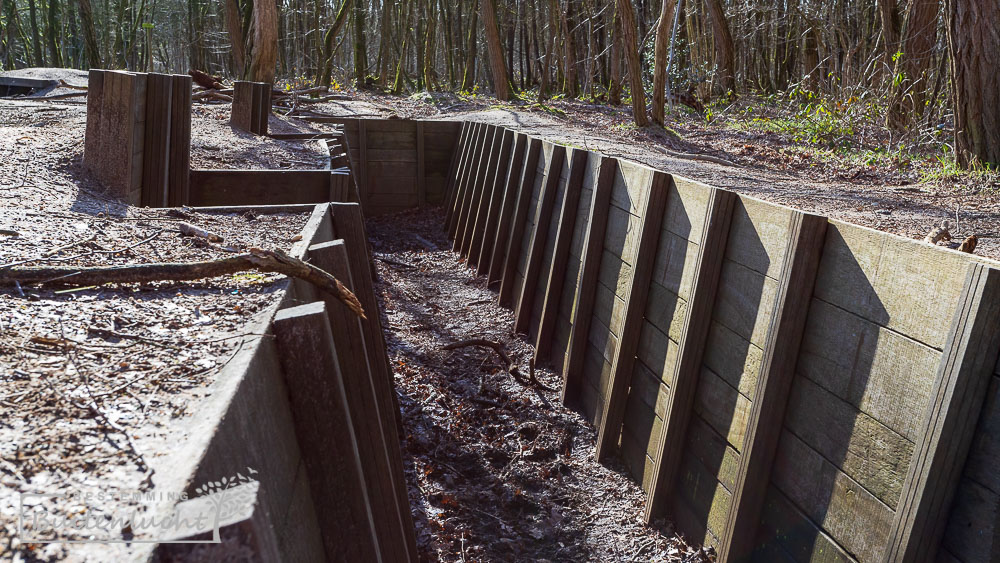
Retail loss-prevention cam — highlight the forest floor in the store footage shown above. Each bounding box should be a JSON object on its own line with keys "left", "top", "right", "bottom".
{"left": 307, "top": 87, "right": 1000, "bottom": 261}
{"left": 368, "top": 206, "right": 712, "bottom": 562}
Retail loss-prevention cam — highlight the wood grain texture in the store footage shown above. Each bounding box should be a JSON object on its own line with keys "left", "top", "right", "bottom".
{"left": 167, "top": 74, "right": 192, "bottom": 207}
{"left": 445, "top": 122, "right": 474, "bottom": 232}
{"left": 719, "top": 211, "right": 828, "bottom": 563}
{"left": 884, "top": 264, "right": 1000, "bottom": 563}
{"left": 561, "top": 156, "right": 618, "bottom": 405}
{"left": 453, "top": 124, "right": 491, "bottom": 251}
{"left": 535, "top": 147, "right": 588, "bottom": 361}
{"left": 416, "top": 121, "right": 426, "bottom": 207}
{"left": 471, "top": 129, "right": 514, "bottom": 271}
{"left": 595, "top": 170, "right": 671, "bottom": 461}
{"left": 514, "top": 145, "right": 567, "bottom": 334}
{"left": 141, "top": 73, "right": 172, "bottom": 207}
{"left": 498, "top": 138, "right": 542, "bottom": 307}
{"left": 188, "top": 169, "right": 331, "bottom": 206}
{"left": 272, "top": 301, "right": 381, "bottom": 563}
{"left": 645, "top": 186, "right": 736, "bottom": 523}
{"left": 461, "top": 126, "right": 502, "bottom": 259}
{"left": 443, "top": 122, "right": 470, "bottom": 224}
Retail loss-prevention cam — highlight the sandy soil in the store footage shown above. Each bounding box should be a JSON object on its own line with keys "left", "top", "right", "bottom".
{"left": 369, "top": 207, "right": 712, "bottom": 562}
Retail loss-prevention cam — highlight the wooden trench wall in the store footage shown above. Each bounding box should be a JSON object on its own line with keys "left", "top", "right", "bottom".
{"left": 154, "top": 203, "right": 417, "bottom": 562}
{"left": 443, "top": 121, "right": 1000, "bottom": 563}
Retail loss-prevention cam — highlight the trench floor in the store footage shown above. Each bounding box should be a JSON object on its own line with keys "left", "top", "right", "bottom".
{"left": 366, "top": 206, "right": 713, "bottom": 562}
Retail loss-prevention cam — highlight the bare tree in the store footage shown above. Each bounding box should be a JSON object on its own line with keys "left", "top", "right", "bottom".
{"left": 947, "top": 0, "right": 1000, "bottom": 167}
{"left": 616, "top": 0, "right": 647, "bottom": 126}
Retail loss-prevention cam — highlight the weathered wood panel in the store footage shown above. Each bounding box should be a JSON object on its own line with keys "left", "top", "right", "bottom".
{"left": 188, "top": 169, "right": 332, "bottom": 206}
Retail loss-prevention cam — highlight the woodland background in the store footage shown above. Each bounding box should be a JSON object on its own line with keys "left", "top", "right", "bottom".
{"left": 0, "top": 0, "right": 997, "bottom": 169}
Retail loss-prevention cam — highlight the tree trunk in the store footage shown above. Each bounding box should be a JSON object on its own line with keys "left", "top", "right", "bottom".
{"left": 616, "top": 0, "right": 647, "bottom": 126}
{"left": 77, "top": 0, "right": 101, "bottom": 68}
{"left": 704, "top": 0, "right": 735, "bottom": 96}
{"left": 480, "top": 0, "right": 509, "bottom": 99}
{"left": 651, "top": 0, "right": 676, "bottom": 125}
{"left": 887, "top": 0, "right": 940, "bottom": 127}
{"left": 424, "top": 0, "right": 438, "bottom": 90}
{"left": 316, "top": 0, "right": 352, "bottom": 88}
{"left": 27, "top": 0, "right": 43, "bottom": 66}
{"left": 947, "top": 0, "right": 1000, "bottom": 167}
{"left": 879, "top": 0, "right": 902, "bottom": 63}
{"left": 561, "top": 0, "right": 578, "bottom": 97}
{"left": 353, "top": 0, "right": 368, "bottom": 87}
{"left": 46, "top": 0, "right": 61, "bottom": 67}
{"left": 249, "top": 0, "right": 278, "bottom": 84}
{"left": 608, "top": 2, "right": 622, "bottom": 105}
{"left": 224, "top": 0, "right": 246, "bottom": 77}
{"left": 461, "top": 1, "right": 478, "bottom": 92}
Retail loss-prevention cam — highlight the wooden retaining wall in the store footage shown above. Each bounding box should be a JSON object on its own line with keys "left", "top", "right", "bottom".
{"left": 154, "top": 203, "right": 416, "bottom": 562}
{"left": 444, "top": 123, "right": 1000, "bottom": 563}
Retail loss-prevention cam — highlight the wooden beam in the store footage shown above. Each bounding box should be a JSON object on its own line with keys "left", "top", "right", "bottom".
{"left": 717, "top": 211, "right": 829, "bottom": 562}
{"left": 513, "top": 145, "right": 566, "bottom": 334}
{"left": 447, "top": 122, "right": 480, "bottom": 237}
{"left": 561, "top": 156, "right": 618, "bottom": 405}
{"left": 497, "top": 138, "right": 543, "bottom": 307}
{"left": 308, "top": 240, "right": 418, "bottom": 563}
{"left": 443, "top": 122, "right": 470, "bottom": 221}
{"left": 167, "top": 74, "right": 192, "bottom": 207}
{"left": 452, "top": 124, "right": 492, "bottom": 248}
{"left": 142, "top": 73, "right": 173, "bottom": 208}
{"left": 487, "top": 133, "right": 529, "bottom": 285}
{"left": 358, "top": 120, "right": 369, "bottom": 210}
{"left": 883, "top": 263, "right": 1000, "bottom": 563}
{"left": 416, "top": 121, "right": 427, "bottom": 207}
{"left": 534, "top": 147, "right": 588, "bottom": 362}
{"left": 187, "top": 169, "right": 332, "bottom": 206}
{"left": 272, "top": 301, "right": 381, "bottom": 563}
{"left": 468, "top": 127, "right": 514, "bottom": 274}
{"left": 594, "top": 171, "right": 671, "bottom": 461}
{"left": 644, "top": 186, "right": 736, "bottom": 523}
{"left": 459, "top": 126, "right": 501, "bottom": 258}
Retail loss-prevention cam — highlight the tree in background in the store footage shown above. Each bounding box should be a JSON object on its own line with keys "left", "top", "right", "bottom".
{"left": 616, "top": 0, "right": 647, "bottom": 126}
{"left": 946, "top": 0, "right": 1000, "bottom": 167}
{"left": 248, "top": 0, "right": 277, "bottom": 83}
{"left": 480, "top": 0, "right": 509, "bottom": 100}
{"left": 651, "top": 0, "right": 677, "bottom": 125}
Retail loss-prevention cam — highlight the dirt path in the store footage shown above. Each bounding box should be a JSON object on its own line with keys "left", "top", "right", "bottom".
{"left": 367, "top": 207, "right": 712, "bottom": 562}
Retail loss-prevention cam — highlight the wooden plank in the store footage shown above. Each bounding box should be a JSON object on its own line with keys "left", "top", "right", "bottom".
{"left": 644, "top": 186, "right": 737, "bottom": 523}
{"left": 188, "top": 169, "right": 331, "bottom": 206}
{"left": 168, "top": 74, "right": 192, "bottom": 207}
{"left": 308, "top": 240, "right": 418, "bottom": 563}
{"left": 445, "top": 122, "right": 478, "bottom": 234}
{"left": 142, "top": 73, "right": 173, "bottom": 207}
{"left": 534, "top": 148, "right": 588, "bottom": 361}
{"left": 460, "top": 126, "right": 502, "bottom": 259}
{"left": 83, "top": 69, "right": 105, "bottom": 170}
{"left": 416, "top": 121, "right": 427, "bottom": 207}
{"left": 452, "top": 124, "right": 493, "bottom": 252}
{"left": 561, "top": 156, "right": 618, "bottom": 405}
{"left": 514, "top": 145, "right": 567, "bottom": 333}
{"left": 487, "top": 133, "right": 528, "bottom": 283}
{"left": 498, "top": 138, "right": 543, "bottom": 307}
{"left": 468, "top": 128, "right": 509, "bottom": 268}
{"left": 718, "top": 212, "right": 829, "bottom": 563}
{"left": 884, "top": 264, "right": 1000, "bottom": 563}
{"left": 358, "top": 120, "right": 369, "bottom": 210}
{"left": 272, "top": 301, "right": 381, "bottom": 563}
{"left": 474, "top": 129, "right": 515, "bottom": 275}
{"left": 595, "top": 170, "right": 671, "bottom": 460}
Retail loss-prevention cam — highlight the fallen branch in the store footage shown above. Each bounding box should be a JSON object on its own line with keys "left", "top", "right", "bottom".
{"left": 0, "top": 248, "right": 366, "bottom": 318}
{"left": 442, "top": 338, "right": 551, "bottom": 391}
{"left": 189, "top": 69, "right": 224, "bottom": 90}
{"left": 192, "top": 90, "right": 233, "bottom": 103}
{"left": 178, "top": 222, "right": 223, "bottom": 242}
{"left": 26, "top": 91, "right": 88, "bottom": 101}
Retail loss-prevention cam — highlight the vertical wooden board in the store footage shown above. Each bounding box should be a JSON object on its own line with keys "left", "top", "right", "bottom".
{"left": 526, "top": 147, "right": 573, "bottom": 338}
{"left": 645, "top": 187, "right": 737, "bottom": 524}
{"left": 511, "top": 141, "right": 554, "bottom": 301}
{"left": 453, "top": 124, "right": 491, "bottom": 252}
{"left": 461, "top": 125, "right": 501, "bottom": 258}
{"left": 358, "top": 120, "right": 369, "bottom": 210}
{"left": 487, "top": 133, "right": 529, "bottom": 283}
{"left": 443, "top": 121, "right": 469, "bottom": 215}
{"left": 128, "top": 72, "right": 148, "bottom": 205}
{"left": 562, "top": 156, "right": 618, "bottom": 404}
{"left": 814, "top": 221, "right": 972, "bottom": 350}
{"left": 231, "top": 81, "right": 252, "bottom": 132}
{"left": 498, "top": 137, "right": 542, "bottom": 306}
{"left": 447, "top": 122, "right": 480, "bottom": 235}
{"left": 416, "top": 121, "right": 427, "bottom": 206}
{"left": 168, "top": 74, "right": 192, "bottom": 206}
{"left": 471, "top": 128, "right": 513, "bottom": 270}
{"left": 885, "top": 264, "right": 1000, "bottom": 562}
{"left": 84, "top": 69, "right": 105, "bottom": 168}
{"left": 142, "top": 73, "right": 173, "bottom": 207}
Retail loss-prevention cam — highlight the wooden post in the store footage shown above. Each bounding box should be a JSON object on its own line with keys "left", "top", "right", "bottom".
{"left": 561, "top": 156, "right": 617, "bottom": 405}
{"left": 232, "top": 81, "right": 270, "bottom": 135}
{"left": 643, "top": 187, "right": 736, "bottom": 523}
{"left": 447, "top": 123, "right": 481, "bottom": 237}
{"left": 458, "top": 126, "right": 500, "bottom": 258}
{"left": 308, "top": 240, "right": 418, "bottom": 563}
{"left": 497, "top": 138, "right": 543, "bottom": 307}
{"left": 487, "top": 133, "right": 529, "bottom": 285}
{"left": 142, "top": 73, "right": 173, "bottom": 207}
{"left": 84, "top": 70, "right": 147, "bottom": 205}
{"left": 84, "top": 69, "right": 105, "bottom": 168}
{"left": 450, "top": 124, "right": 487, "bottom": 244}
{"left": 472, "top": 129, "right": 514, "bottom": 274}
{"left": 466, "top": 127, "right": 509, "bottom": 267}
{"left": 416, "top": 121, "right": 427, "bottom": 207}
{"left": 514, "top": 145, "right": 566, "bottom": 334}
{"left": 534, "top": 147, "right": 588, "bottom": 362}
{"left": 167, "top": 74, "right": 192, "bottom": 207}
{"left": 882, "top": 263, "right": 1000, "bottom": 563}
{"left": 358, "top": 120, "right": 369, "bottom": 210}
{"left": 272, "top": 301, "right": 381, "bottom": 563}
{"left": 443, "top": 122, "right": 470, "bottom": 224}
{"left": 716, "top": 212, "right": 828, "bottom": 562}
{"left": 594, "top": 171, "right": 671, "bottom": 461}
